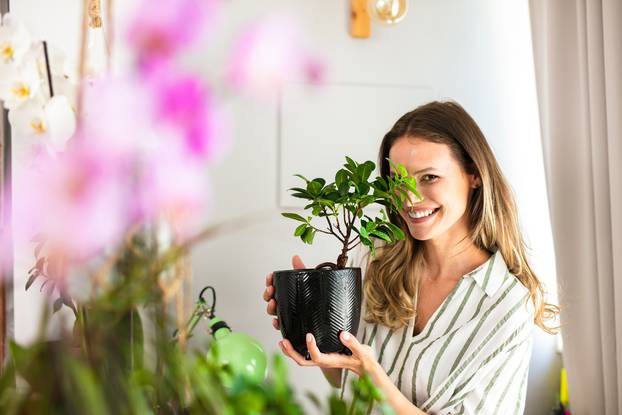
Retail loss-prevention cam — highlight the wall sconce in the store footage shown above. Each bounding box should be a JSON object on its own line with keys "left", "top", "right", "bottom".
{"left": 350, "top": 0, "right": 408, "bottom": 38}
{"left": 371, "top": 0, "right": 408, "bottom": 25}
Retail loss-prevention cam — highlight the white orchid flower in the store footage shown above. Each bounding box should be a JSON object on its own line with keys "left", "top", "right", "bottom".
{"left": 9, "top": 95, "right": 76, "bottom": 156}
{"left": 0, "top": 56, "right": 41, "bottom": 109}
{"left": 24, "top": 41, "right": 76, "bottom": 82}
{"left": 52, "top": 74, "right": 78, "bottom": 111}
{"left": 0, "top": 13, "right": 32, "bottom": 65}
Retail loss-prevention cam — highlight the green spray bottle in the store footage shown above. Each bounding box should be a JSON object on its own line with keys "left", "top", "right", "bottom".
{"left": 173, "top": 286, "right": 268, "bottom": 387}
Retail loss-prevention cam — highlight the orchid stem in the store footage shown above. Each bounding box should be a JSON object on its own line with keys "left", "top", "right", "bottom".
{"left": 42, "top": 41, "right": 54, "bottom": 98}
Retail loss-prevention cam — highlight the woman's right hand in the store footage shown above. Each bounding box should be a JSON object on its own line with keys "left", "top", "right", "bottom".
{"left": 264, "top": 255, "right": 306, "bottom": 331}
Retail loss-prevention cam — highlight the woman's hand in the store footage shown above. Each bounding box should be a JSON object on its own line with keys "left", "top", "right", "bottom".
{"left": 263, "top": 255, "right": 306, "bottom": 331}
{"left": 279, "top": 330, "right": 378, "bottom": 377}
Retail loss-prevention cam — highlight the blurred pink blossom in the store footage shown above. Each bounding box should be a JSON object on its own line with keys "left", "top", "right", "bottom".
{"left": 133, "top": 137, "right": 208, "bottom": 238}
{"left": 81, "top": 76, "right": 158, "bottom": 158}
{"left": 81, "top": 76, "right": 211, "bottom": 235}
{"left": 12, "top": 140, "right": 130, "bottom": 264}
{"left": 127, "top": 0, "right": 218, "bottom": 66}
{"left": 144, "top": 64, "right": 230, "bottom": 162}
{"left": 227, "top": 15, "right": 324, "bottom": 96}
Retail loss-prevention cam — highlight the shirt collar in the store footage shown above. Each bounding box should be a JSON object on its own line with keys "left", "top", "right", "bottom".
{"left": 466, "top": 250, "right": 510, "bottom": 297}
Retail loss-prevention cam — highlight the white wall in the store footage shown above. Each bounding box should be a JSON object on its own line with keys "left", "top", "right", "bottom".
{"left": 192, "top": 2, "right": 561, "bottom": 414}
{"left": 10, "top": 1, "right": 560, "bottom": 414}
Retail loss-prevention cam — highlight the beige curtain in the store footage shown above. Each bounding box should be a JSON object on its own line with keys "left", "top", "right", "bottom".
{"left": 529, "top": 0, "right": 622, "bottom": 414}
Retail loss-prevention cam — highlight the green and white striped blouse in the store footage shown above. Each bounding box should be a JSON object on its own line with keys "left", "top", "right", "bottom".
{"left": 340, "top": 250, "right": 535, "bottom": 415}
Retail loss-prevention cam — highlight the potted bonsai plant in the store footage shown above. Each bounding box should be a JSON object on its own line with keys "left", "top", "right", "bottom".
{"left": 274, "top": 156, "right": 420, "bottom": 359}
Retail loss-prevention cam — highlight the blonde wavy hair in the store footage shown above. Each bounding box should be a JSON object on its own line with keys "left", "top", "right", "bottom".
{"left": 363, "top": 101, "right": 559, "bottom": 334}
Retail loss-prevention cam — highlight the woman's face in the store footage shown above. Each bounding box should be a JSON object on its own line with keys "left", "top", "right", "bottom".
{"left": 388, "top": 136, "right": 479, "bottom": 243}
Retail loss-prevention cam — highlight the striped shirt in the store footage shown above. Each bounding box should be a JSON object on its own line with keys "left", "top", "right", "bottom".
{"left": 340, "top": 249, "right": 535, "bottom": 415}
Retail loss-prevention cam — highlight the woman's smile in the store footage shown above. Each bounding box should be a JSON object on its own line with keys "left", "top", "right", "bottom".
{"left": 407, "top": 207, "right": 441, "bottom": 224}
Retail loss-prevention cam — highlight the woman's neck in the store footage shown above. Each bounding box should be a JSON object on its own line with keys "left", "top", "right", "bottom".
{"left": 421, "top": 238, "right": 490, "bottom": 281}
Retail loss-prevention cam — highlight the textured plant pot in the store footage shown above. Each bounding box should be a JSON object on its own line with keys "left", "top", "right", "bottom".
{"left": 273, "top": 267, "right": 362, "bottom": 359}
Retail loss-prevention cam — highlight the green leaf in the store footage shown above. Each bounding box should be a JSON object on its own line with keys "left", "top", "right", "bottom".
{"left": 344, "top": 156, "right": 358, "bottom": 174}
{"left": 370, "top": 229, "right": 391, "bottom": 242}
{"left": 65, "top": 358, "right": 107, "bottom": 415}
{"left": 359, "top": 226, "right": 369, "bottom": 239}
{"left": 329, "top": 394, "right": 347, "bottom": 415}
{"left": 308, "top": 180, "right": 322, "bottom": 196}
{"left": 387, "top": 158, "right": 399, "bottom": 175}
{"left": 386, "top": 223, "right": 406, "bottom": 240}
{"left": 324, "top": 189, "right": 340, "bottom": 201}
{"left": 291, "top": 192, "right": 312, "bottom": 199}
{"left": 361, "top": 161, "right": 375, "bottom": 182}
{"left": 294, "top": 174, "right": 310, "bottom": 183}
{"left": 373, "top": 177, "right": 388, "bottom": 192}
{"left": 335, "top": 169, "right": 348, "bottom": 187}
{"left": 317, "top": 198, "right": 335, "bottom": 209}
{"left": 313, "top": 178, "right": 326, "bottom": 188}
{"left": 281, "top": 212, "right": 307, "bottom": 222}
{"left": 345, "top": 156, "right": 357, "bottom": 168}
{"left": 302, "top": 228, "right": 315, "bottom": 244}
{"left": 338, "top": 181, "right": 350, "bottom": 196}
{"left": 358, "top": 182, "right": 370, "bottom": 196}
{"left": 398, "top": 163, "right": 408, "bottom": 178}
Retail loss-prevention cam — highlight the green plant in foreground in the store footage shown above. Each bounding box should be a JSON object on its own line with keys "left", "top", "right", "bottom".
{"left": 0, "top": 335, "right": 392, "bottom": 415}
{"left": 282, "top": 157, "right": 421, "bottom": 268}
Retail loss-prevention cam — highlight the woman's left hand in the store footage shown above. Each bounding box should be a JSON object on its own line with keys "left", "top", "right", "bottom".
{"left": 279, "top": 331, "right": 377, "bottom": 376}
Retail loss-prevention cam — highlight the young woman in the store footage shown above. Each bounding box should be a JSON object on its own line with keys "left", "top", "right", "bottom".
{"left": 263, "top": 101, "right": 558, "bottom": 414}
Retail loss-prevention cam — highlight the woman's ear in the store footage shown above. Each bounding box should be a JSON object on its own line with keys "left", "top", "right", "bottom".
{"left": 470, "top": 175, "right": 481, "bottom": 189}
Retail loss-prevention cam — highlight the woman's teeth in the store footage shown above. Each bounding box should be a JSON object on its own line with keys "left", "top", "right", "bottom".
{"left": 408, "top": 209, "right": 437, "bottom": 219}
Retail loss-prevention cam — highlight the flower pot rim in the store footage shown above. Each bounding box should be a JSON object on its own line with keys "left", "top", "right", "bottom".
{"left": 272, "top": 266, "right": 361, "bottom": 274}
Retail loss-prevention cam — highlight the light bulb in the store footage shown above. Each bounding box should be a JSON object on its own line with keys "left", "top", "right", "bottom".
{"left": 370, "top": 0, "right": 408, "bottom": 25}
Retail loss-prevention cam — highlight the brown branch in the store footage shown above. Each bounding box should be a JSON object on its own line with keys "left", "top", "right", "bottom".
{"left": 348, "top": 238, "right": 362, "bottom": 251}
{"left": 333, "top": 207, "right": 347, "bottom": 239}
{"left": 322, "top": 207, "right": 344, "bottom": 243}
{"left": 347, "top": 234, "right": 361, "bottom": 248}
{"left": 309, "top": 225, "right": 334, "bottom": 236}
{"left": 314, "top": 262, "right": 338, "bottom": 270}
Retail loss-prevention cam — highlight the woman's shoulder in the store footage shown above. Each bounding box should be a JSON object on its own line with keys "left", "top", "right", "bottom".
{"left": 471, "top": 251, "right": 535, "bottom": 325}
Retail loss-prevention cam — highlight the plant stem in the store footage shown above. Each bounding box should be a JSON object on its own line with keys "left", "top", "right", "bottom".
{"left": 337, "top": 205, "right": 356, "bottom": 268}
{"left": 42, "top": 41, "right": 54, "bottom": 98}
{"left": 334, "top": 209, "right": 347, "bottom": 239}
{"left": 310, "top": 224, "right": 337, "bottom": 236}
{"left": 320, "top": 208, "right": 345, "bottom": 243}
{"left": 348, "top": 238, "right": 362, "bottom": 251}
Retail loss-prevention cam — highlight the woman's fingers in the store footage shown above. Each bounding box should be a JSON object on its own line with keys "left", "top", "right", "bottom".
{"left": 306, "top": 333, "right": 356, "bottom": 370}
{"left": 272, "top": 318, "right": 280, "bottom": 330}
{"left": 279, "top": 339, "right": 315, "bottom": 367}
{"left": 339, "top": 331, "right": 363, "bottom": 356}
{"left": 265, "top": 272, "right": 273, "bottom": 287}
{"left": 279, "top": 334, "right": 359, "bottom": 372}
{"left": 266, "top": 298, "right": 277, "bottom": 315}
{"left": 292, "top": 255, "right": 306, "bottom": 270}
{"left": 263, "top": 285, "right": 273, "bottom": 302}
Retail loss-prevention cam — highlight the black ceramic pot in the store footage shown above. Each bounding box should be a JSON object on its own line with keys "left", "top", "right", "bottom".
{"left": 273, "top": 267, "right": 362, "bottom": 359}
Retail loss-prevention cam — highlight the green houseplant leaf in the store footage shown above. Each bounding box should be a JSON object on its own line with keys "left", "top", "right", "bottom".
{"left": 281, "top": 156, "right": 420, "bottom": 268}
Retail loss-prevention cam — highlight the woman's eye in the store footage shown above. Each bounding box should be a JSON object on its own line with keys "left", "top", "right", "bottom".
{"left": 421, "top": 174, "right": 439, "bottom": 182}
